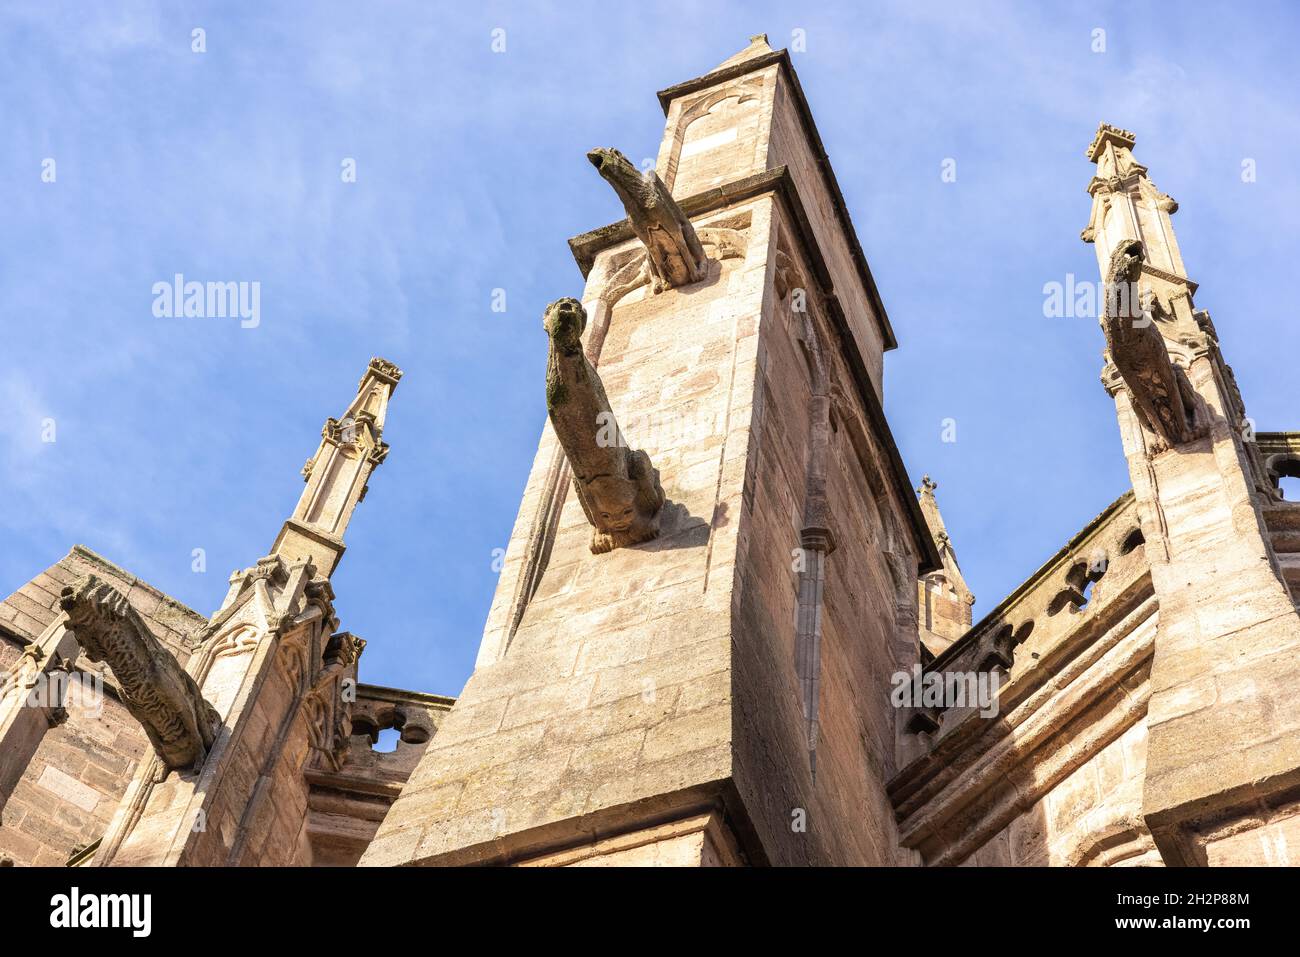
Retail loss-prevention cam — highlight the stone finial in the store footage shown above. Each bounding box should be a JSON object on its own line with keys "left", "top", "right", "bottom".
{"left": 714, "top": 33, "right": 776, "bottom": 71}
{"left": 60, "top": 575, "right": 220, "bottom": 778}
{"left": 587, "top": 147, "right": 707, "bottom": 293}
{"left": 543, "top": 298, "right": 664, "bottom": 553}
{"left": 362, "top": 356, "right": 402, "bottom": 390}
{"left": 1086, "top": 122, "right": 1136, "bottom": 162}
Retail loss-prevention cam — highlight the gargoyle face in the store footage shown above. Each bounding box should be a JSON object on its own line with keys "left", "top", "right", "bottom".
{"left": 1104, "top": 239, "right": 1149, "bottom": 325}
{"left": 543, "top": 297, "right": 587, "bottom": 351}
{"left": 586, "top": 147, "right": 644, "bottom": 197}
{"left": 1109, "top": 238, "right": 1145, "bottom": 283}
{"left": 587, "top": 476, "right": 638, "bottom": 532}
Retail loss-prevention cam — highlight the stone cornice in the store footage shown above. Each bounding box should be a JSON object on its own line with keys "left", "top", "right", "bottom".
{"left": 357, "top": 682, "right": 456, "bottom": 710}
{"left": 1257, "top": 431, "right": 1300, "bottom": 456}
{"left": 1140, "top": 261, "right": 1197, "bottom": 296}
{"left": 569, "top": 167, "right": 787, "bottom": 275}
{"left": 891, "top": 589, "right": 1157, "bottom": 865}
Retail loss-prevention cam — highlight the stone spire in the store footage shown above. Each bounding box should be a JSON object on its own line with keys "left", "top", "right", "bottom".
{"left": 270, "top": 357, "right": 402, "bottom": 577}
{"left": 1080, "top": 124, "right": 1300, "bottom": 865}
{"left": 1080, "top": 123, "right": 1188, "bottom": 282}
{"left": 713, "top": 33, "right": 775, "bottom": 71}
{"left": 916, "top": 475, "right": 974, "bottom": 656}
{"left": 88, "top": 363, "right": 394, "bottom": 865}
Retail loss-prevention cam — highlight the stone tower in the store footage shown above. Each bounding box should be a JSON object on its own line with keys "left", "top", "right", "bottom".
{"left": 362, "top": 36, "right": 938, "bottom": 867}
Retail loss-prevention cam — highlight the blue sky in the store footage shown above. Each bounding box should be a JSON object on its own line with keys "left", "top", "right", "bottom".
{"left": 2, "top": 2, "right": 1297, "bottom": 696}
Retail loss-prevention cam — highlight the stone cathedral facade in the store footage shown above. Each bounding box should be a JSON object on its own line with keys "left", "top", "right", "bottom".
{"left": 3, "top": 37, "right": 1299, "bottom": 868}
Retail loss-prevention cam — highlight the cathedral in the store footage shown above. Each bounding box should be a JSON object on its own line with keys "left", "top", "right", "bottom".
{"left": 3, "top": 36, "right": 1298, "bottom": 868}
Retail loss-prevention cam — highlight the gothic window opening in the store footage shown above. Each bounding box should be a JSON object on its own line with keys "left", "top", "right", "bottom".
{"left": 1119, "top": 527, "right": 1145, "bottom": 555}
{"left": 351, "top": 707, "right": 428, "bottom": 755}
{"left": 1048, "top": 559, "right": 1107, "bottom": 615}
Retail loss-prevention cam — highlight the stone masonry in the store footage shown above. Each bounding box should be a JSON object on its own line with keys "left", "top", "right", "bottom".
{"left": 2, "top": 39, "right": 1297, "bottom": 868}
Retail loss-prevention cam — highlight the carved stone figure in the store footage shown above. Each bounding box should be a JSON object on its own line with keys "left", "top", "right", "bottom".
{"left": 587, "top": 147, "right": 707, "bottom": 293}
{"left": 543, "top": 297, "right": 664, "bottom": 553}
{"left": 1101, "top": 239, "right": 1197, "bottom": 451}
{"left": 60, "top": 575, "right": 220, "bottom": 778}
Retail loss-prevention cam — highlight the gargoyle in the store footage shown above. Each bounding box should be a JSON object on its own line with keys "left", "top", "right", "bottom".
{"left": 587, "top": 147, "right": 707, "bottom": 293}
{"left": 543, "top": 297, "right": 665, "bottom": 553}
{"left": 60, "top": 575, "right": 220, "bottom": 778}
{"left": 1102, "top": 239, "right": 1198, "bottom": 451}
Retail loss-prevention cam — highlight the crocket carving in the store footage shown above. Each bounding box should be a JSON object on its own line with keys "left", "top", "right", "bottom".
{"left": 587, "top": 147, "right": 707, "bottom": 293}
{"left": 60, "top": 575, "right": 220, "bottom": 778}
{"left": 1102, "top": 239, "right": 1198, "bottom": 451}
{"left": 543, "top": 297, "right": 665, "bottom": 553}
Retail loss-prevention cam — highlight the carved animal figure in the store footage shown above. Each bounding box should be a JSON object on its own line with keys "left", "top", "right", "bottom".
{"left": 543, "top": 297, "right": 665, "bottom": 553}
{"left": 1102, "top": 239, "right": 1198, "bottom": 451}
{"left": 60, "top": 575, "right": 220, "bottom": 777}
{"left": 587, "top": 147, "right": 707, "bottom": 293}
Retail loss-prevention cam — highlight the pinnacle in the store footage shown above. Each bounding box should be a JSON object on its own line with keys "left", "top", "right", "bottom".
{"left": 1086, "top": 122, "right": 1136, "bottom": 162}
{"left": 714, "top": 33, "right": 775, "bottom": 72}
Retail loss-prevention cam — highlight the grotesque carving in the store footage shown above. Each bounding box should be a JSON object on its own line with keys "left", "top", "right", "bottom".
{"left": 543, "top": 297, "right": 664, "bottom": 553}
{"left": 587, "top": 147, "right": 707, "bottom": 293}
{"left": 1101, "top": 239, "right": 1198, "bottom": 451}
{"left": 60, "top": 575, "right": 220, "bottom": 778}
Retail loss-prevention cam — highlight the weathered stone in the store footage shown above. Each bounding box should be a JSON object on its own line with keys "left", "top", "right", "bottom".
{"left": 587, "top": 147, "right": 706, "bottom": 293}
{"left": 543, "top": 297, "right": 665, "bottom": 553}
{"left": 61, "top": 575, "right": 220, "bottom": 778}
{"left": 3, "top": 40, "right": 1296, "bottom": 873}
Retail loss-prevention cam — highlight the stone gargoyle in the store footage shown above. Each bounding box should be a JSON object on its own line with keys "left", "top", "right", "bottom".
{"left": 587, "top": 147, "right": 707, "bottom": 293}
{"left": 60, "top": 575, "right": 220, "bottom": 778}
{"left": 1102, "top": 239, "right": 1198, "bottom": 451}
{"left": 543, "top": 297, "right": 665, "bottom": 553}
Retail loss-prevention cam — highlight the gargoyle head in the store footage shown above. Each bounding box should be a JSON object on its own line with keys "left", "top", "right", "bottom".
{"left": 587, "top": 147, "right": 647, "bottom": 203}
{"left": 59, "top": 574, "right": 137, "bottom": 665}
{"left": 60, "top": 574, "right": 116, "bottom": 630}
{"left": 1103, "top": 239, "right": 1151, "bottom": 327}
{"left": 543, "top": 297, "right": 587, "bottom": 353}
{"left": 1107, "top": 238, "right": 1145, "bottom": 286}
